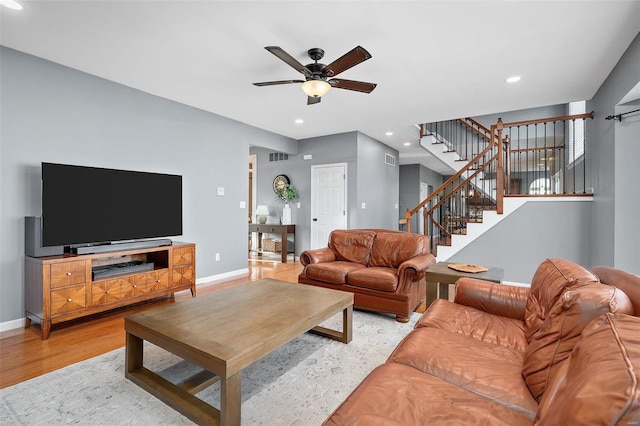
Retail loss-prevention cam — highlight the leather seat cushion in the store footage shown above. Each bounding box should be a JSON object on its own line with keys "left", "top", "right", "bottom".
{"left": 535, "top": 313, "right": 640, "bottom": 425}
{"left": 522, "top": 283, "right": 633, "bottom": 401}
{"left": 323, "top": 362, "right": 534, "bottom": 426}
{"left": 416, "top": 299, "right": 528, "bottom": 352}
{"left": 524, "top": 258, "right": 599, "bottom": 342}
{"left": 328, "top": 230, "right": 376, "bottom": 265}
{"left": 347, "top": 267, "right": 398, "bottom": 292}
{"left": 305, "top": 261, "right": 366, "bottom": 285}
{"left": 389, "top": 327, "right": 538, "bottom": 418}
{"left": 368, "top": 232, "right": 427, "bottom": 268}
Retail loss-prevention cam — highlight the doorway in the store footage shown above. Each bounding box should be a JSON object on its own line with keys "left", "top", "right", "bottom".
{"left": 310, "top": 163, "right": 347, "bottom": 249}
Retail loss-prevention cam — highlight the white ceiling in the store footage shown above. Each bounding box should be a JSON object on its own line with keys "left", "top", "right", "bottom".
{"left": 1, "top": 1, "right": 638, "bottom": 174}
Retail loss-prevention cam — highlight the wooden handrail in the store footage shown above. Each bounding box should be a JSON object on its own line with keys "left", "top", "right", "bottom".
{"left": 406, "top": 141, "right": 498, "bottom": 233}
{"left": 501, "top": 112, "right": 594, "bottom": 128}
{"left": 459, "top": 117, "right": 493, "bottom": 140}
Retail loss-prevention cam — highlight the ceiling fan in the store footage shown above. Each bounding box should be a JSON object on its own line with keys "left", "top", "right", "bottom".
{"left": 253, "top": 46, "right": 377, "bottom": 105}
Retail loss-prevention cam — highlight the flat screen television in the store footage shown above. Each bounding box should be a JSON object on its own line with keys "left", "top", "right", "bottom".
{"left": 41, "top": 162, "right": 183, "bottom": 247}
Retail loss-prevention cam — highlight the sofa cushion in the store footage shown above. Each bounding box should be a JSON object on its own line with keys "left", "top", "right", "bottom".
{"left": 328, "top": 230, "right": 376, "bottom": 265}
{"left": 593, "top": 265, "right": 640, "bottom": 316}
{"left": 416, "top": 299, "right": 528, "bottom": 352}
{"left": 305, "top": 261, "right": 366, "bottom": 285}
{"left": 522, "top": 283, "right": 633, "bottom": 401}
{"left": 346, "top": 267, "right": 398, "bottom": 292}
{"left": 368, "top": 232, "right": 427, "bottom": 268}
{"left": 524, "top": 258, "right": 599, "bottom": 342}
{"left": 388, "top": 327, "right": 538, "bottom": 418}
{"left": 535, "top": 313, "right": 640, "bottom": 425}
{"left": 323, "top": 362, "right": 534, "bottom": 426}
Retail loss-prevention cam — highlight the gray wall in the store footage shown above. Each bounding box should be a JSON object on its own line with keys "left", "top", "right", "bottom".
{"left": 399, "top": 164, "right": 444, "bottom": 232}
{"left": 356, "top": 132, "right": 400, "bottom": 229}
{"left": 588, "top": 32, "right": 640, "bottom": 274}
{"left": 0, "top": 47, "right": 296, "bottom": 324}
{"left": 449, "top": 200, "right": 593, "bottom": 283}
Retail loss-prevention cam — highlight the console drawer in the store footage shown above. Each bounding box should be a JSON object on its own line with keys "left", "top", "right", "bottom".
{"left": 172, "top": 247, "right": 193, "bottom": 267}
{"left": 50, "top": 261, "right": 86, "bottom": 288}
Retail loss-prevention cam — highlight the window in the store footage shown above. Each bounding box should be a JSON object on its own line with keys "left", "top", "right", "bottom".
{"left": 568, "top": 100, "right": 586, "bottom": 164}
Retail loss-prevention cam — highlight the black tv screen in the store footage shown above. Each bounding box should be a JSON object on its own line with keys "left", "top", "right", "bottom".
{"left": 42, "top": 163, "right": 182, "bottom": 247}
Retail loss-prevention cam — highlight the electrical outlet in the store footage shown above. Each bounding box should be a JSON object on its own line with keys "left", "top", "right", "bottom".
{"left": 215, "top": 253, "right": 220, "bottom": 261}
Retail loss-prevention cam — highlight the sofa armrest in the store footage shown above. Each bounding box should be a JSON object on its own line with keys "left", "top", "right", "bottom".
{"left": 397, "top": 253, "right": 437, "bottom": 292}
{"left": 454, "top": 278, "right": 529, "bottom": 320}
{"left": 299, "top": 247, "right": 336, "bottom": 266}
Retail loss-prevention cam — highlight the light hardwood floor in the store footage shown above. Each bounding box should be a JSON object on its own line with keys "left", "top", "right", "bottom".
{"left": 0, "top": 259, "right": 303, "bottom": 389}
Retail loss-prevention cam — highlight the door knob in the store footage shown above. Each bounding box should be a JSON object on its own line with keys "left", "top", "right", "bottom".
{"left": 313, "top": 218, "right": 318, "bottom": 222}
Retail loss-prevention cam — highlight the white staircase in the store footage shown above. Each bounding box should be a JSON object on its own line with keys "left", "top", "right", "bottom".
{"left": 434, "top": 197, "right": 526, "bottom": 261}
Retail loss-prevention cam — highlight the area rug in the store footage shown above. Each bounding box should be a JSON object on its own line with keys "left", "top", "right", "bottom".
{"left": 1, "top": 310, "right": 418, "bottom": 425}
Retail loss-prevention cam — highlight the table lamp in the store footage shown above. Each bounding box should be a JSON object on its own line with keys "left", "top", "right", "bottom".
{"left": 255, "top": 205, "right": 269, "bottom": 224}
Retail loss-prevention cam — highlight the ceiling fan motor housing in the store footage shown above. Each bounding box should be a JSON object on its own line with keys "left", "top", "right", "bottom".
{"left": 305, "top": 63, "right": 327, "bottom": 81}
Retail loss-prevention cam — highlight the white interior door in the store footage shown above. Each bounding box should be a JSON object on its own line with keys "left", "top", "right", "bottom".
{"left": 311, "top": 163, "right": 347, "bottom": 249}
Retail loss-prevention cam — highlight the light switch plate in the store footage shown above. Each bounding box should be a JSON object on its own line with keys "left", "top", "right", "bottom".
{"left": 217, "top": 187, "right": 225, "bottom": 196}
{"left": 240, "top": 201, "right": 246, "bottom": 208}
{"left": 361, "top": 202, "right": 366, "bottom": 209}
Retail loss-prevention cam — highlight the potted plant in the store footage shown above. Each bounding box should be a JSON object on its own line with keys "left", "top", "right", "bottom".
{"left": 275, "top": 184, "right": 299, "bottom": 203}
{"left": 275, "top": 184, "right": 299, "bottom": 224}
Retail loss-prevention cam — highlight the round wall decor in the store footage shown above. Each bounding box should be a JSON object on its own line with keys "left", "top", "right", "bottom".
{"left": 273, "top": 174, "right": 290, "bottom": 193}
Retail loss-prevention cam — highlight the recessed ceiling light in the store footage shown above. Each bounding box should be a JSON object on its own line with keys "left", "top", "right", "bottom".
{"left": 294, "top": 119, "right": 304, "bottom": 124}
{"left": 403, "top": 142, "right": 411, "bottom": 146}
{"left": 0, "top": 0, "right": 23, "bottom": 10}
{"left": 506, "top": 76, "right": 521, "bottom": 83}
{"left": 385, "top": 132, "right": 393, "bottom": 136}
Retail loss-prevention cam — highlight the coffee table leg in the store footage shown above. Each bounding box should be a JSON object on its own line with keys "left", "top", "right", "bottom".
{"left": 342, "top": 305, "right": 353, "bottom": 343}
{"left": 220, "top": 372, "right": 241, "bottom": 426}
{"left": 125, "top": 332, "right": 144, "bottom": 374}
{"left": 438, "top": 282, "right": 450, "bottom": 301}
{"left": 308, "top": 304, "right": 353, "bottom": 343}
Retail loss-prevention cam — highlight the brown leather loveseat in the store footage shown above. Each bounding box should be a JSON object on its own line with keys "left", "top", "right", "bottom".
{"left": 324, "top": 258, "right": 640, "bottom": 425}
{"left": 298, "top": 229, "right": 436, "bottom": 322}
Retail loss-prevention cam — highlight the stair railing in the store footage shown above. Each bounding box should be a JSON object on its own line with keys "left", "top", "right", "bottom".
{"left": 408, "top": 111, "right": 594, "bottom": 252}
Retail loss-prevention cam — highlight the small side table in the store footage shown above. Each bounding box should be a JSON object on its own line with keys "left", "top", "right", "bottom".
{"left": 424, "top": 261, "right": 504, "bottom": 306}
{"left": 248, "top": 224, "right": 295, "bottom": 263}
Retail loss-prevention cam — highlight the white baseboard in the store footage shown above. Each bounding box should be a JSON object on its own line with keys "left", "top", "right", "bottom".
{"left": 0, "top": 268, "right": 251, "bottom": 333}
{"left": 1, "top": 317, "right": 26, "bottom": 333}
{"left": 196, "top": 268, "right": 249, "bottom": 285}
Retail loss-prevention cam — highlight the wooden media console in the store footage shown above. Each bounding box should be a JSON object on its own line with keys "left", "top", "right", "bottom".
{"left": 24, "top": 242, "right": 196, "bottom": 339}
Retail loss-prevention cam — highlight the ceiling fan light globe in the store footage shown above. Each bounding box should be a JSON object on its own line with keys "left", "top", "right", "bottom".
{"left": 301, "top": 80, "right": 331, "bottom": 98}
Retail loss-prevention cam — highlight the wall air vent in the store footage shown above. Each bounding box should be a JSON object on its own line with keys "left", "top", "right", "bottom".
{"left": 269, "top": 152, "right": 289, "bottom": 162}
{"left": 385, "top": 153, "right": 396, "bottom": 166}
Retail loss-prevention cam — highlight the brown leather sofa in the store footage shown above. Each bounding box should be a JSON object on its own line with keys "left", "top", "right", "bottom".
{"left": 323, "top": 258, "right": 640, "bottom": 425}
{"left": 298, "top": 229, "right": 436, "bottom": 322}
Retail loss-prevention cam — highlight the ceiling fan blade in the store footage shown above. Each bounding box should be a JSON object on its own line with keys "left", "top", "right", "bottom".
{"left": 253, "top": 80, "right": 304, "bottom": 87}
{"left": 307, "top": 96, "right": 322, "bottom": 105}
{"left": 323, "top": 46, "right": 372, "bottom": 77}
{"left": 265, "top": 46, "right": 312, "bottom": 77}
{"left": 329, "top": 78, "right": 377, "bottom": 93}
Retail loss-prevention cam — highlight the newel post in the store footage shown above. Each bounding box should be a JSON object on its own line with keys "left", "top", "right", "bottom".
{"left": 495, "top": 118, "right": 504, "bottom": 214}
{"left": 405, "top": 209, "right": 412, "bottom": 233}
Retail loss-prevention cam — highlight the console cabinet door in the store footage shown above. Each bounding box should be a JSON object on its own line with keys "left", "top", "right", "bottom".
{"left": 173, "top": 266, "right": 194, "bottom": 286}
{"left": 92, "top": 278, "right": 122, "bottom": 306}
{"left": 51, "top": 285, "right": 87, "bottom": 316}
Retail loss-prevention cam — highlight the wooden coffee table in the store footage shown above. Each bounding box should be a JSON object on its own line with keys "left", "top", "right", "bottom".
{"left": 425, "top": 261, "right": 504, "bottom": 306}
{"left": 124, "top": 278, "right": 353, "bottom": 426}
